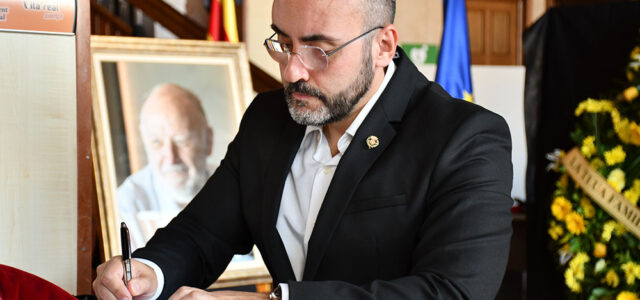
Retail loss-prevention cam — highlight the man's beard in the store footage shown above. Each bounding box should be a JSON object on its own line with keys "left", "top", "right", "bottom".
{"left": 285, "top": 48, "right": 374, "bottom": 126}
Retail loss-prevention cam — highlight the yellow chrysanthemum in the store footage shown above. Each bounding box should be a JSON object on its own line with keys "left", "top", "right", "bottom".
{"left": 566, "top": 212, "right": 586, "bottom": 235}
{"left": 601, "top": 221, "right": 626, "bottom": 241}
{"left": 593, "top": 242, "right": 607, "bottom": 258}
{"left": 552, "top": 196, "right": 572, "bottom": 221}
{"left": 615, "top": 222, "right": 627, "bottom": 235}
{"left": 581, "top": 136, "right": 597, "bottom": 158}
{"left": 591, "top": 158, "right": 605, "bottom": 171}
{"left": 565, "top": 268, "right": 582, "bottom": 292}
{"left": 617, "top": 291, "right": 639, "bottom": 300}
{"left": 621, "top": 262, "right": 640, "bottom": 285}
{"left": 575, "top": 98, "right": 615, "bottom": 116}
{"left": 604, "top": 269, "right": 620, "bottom": 288}
{"left": 623, "top": 179, "right": 640, "bottom": 205}
{"left": 608, "top": 168, "right": 626, "bottom": 192}
{"left": 564, "top": 252, "right": 589, "bottom": 292}
{"left": 548, "top": 221, "right": 564, "bottom": 240}
{"left": 605, "top": 146, "right": 627, "bottom": 166}
{"left": 580, "top": 198, "right": 596, "bottom": 219}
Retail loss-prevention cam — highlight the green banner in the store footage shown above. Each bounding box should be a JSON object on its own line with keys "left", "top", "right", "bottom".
{"left": 400, "top": 43, "right": 439, "bottom": 64}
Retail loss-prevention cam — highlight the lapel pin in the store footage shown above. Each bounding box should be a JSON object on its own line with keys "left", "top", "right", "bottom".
{"left": 366, "top": 135, "right": 380, "bottom": 149}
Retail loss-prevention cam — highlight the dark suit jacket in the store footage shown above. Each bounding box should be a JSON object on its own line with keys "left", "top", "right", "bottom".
{"left": 135, "top": 48, "right": 514, "bottom": 299}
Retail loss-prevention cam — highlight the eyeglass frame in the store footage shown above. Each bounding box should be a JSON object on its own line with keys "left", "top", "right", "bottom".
{"left": 263, "top": 26, "right": 384, "bottom": 70}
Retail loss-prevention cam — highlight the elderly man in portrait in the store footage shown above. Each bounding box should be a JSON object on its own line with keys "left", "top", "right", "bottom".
{"left": 117, "top": 83, "right": 215, "bottom": 249}
{"left": 95, "top": 0, "right": 514, "bottom": 299}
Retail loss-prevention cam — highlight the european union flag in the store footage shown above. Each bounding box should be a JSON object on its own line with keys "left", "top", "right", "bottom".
{"left": 435, "top": 0, "right": 474, "bottom": 102}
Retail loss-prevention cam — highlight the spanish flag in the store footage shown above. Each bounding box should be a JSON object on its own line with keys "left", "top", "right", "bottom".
{"left": 435, "top": 0, "right": 474, "bottom": 102}
{"left": 208, "top": 0, "right": 239, "bottom": 42}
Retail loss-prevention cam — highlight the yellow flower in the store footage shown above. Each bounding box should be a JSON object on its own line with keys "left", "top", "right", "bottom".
{"left": 552, "top": 196, "right": 572, "bottom": 221}
{"left": 604, "top": 269, "right": 620, "bottom": 288}
{"left": 624, "top": 86, "right": 640, "bottom": 102}
{"left": 566, "top": 212, "right": 586, "bottom": 235}
{"left": 623, "top": 179, "right": 640, "bottom": 205}
{"left": 565, "top": 268, "right": 582, "bottom": 292}
{"left": 575, "top": 98, "right": 615, "bottom": 116}
{"left": 630, "top": 122, "right": 640, "bottom": 145}
{"left": 608, "top": 168, "right": 626, "bottom": 192}
{"left": 548, "top": 221, "right": 564, "bottom": 240}
{"left": 605, "top": 146, "right": 626, "bottom": 166}
{"left": 565, "top": 252, "right": 589, "bottom": 292}
{"left": 593, "top": 242, "right": 607, "bottom": 258}
{"left": 591, "top": 158, "right": 605, "bottom": 170}
{"left": 617, "top": 291, "right": 639, "bottom": 300}
{"left": 580, "top": 198, "right": 596, "bottom": 219}
{"left": 621, "top": 262, "right": 640, "bottom": 285}
{"left": 601, "top": 221, "right": 625, "bottom": 242}
{"left": 615, "top": 222, "right": 627, "bottom": 235}
{"left": 581, "top": 136, "right": 597, "bottom": 158}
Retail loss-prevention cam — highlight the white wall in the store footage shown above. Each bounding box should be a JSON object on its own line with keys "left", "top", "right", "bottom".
{"left": 0, "top": 31, "right": 78, "bottom": 294}
{"left": 418, "top": 65, "right": 527, "bottom": 201}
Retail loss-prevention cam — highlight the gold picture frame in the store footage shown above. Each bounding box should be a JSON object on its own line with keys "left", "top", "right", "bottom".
{"left": 91, "top": 36, "right": 270, "bottom": 288}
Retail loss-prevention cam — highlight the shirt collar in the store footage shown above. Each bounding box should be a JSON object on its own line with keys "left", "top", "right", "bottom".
{"left": 303, "top": 60, "right": 397, "bottom": 138}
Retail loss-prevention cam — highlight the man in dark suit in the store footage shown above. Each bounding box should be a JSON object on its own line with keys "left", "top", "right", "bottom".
{"left": 93, "top": 0, "right": 514, "bottom": 299}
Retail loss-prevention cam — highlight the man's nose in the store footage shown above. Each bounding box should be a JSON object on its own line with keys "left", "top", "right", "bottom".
{"left": 282, "top": 53, "right": 310, "bottom": 83}
{"left": 161, "top": 141, "right": 179, "bottom": 165}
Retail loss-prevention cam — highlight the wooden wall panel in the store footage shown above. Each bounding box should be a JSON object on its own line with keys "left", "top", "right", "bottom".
{"left": 468, "top": 0, "right": 522, "bottom": 65}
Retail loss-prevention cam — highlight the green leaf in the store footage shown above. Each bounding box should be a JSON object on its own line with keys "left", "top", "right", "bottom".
{"left": 588, "top": 287, "right": 615, "bottom": 300}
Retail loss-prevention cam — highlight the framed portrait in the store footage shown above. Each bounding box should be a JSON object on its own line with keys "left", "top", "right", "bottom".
{"left": 91, "top": 36, "right": 270, "bottom": 288}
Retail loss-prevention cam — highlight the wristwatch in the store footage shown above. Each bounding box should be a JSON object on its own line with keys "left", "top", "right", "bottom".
{"left": 269, "top": 285, "right": 282, "bottom": 300}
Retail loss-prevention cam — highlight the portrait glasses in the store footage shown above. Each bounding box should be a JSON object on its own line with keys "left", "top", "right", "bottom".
{"left": 264, "top": 26, "right": 383, "bottom": 71}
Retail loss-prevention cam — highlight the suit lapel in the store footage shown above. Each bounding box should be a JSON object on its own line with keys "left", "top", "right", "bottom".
{"left": 302, "top": 48, "right": 419, "bottom": 280}
{"left": 302, "top": 103, "right": 397, "bottom": 280}
{"left": 261, "top": 117, "right": 305, "bottom": 282}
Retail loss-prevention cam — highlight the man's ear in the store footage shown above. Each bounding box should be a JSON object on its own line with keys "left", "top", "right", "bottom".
{"left": 373, "top": 24, "right": 399, "bottom": 68}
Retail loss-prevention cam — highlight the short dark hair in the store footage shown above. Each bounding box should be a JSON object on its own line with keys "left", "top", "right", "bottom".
{"left": 362, "top": 0, "right": 395, "bottom": 29}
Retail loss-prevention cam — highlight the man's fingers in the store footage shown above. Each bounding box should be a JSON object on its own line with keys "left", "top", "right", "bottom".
{"left": 168, "top": 286, "right": 203, "bottom": 300}
{"left": 127, "top": 276, "right": 154, "bottom": 297}
{"left": 127, "top": 259, "right": 158, "bottom": 296}
{"left": 93, "top": 256, "right": 132, "bottom": 300}
{"left": 100, "top": 270, "right": 132, "bottom": 300}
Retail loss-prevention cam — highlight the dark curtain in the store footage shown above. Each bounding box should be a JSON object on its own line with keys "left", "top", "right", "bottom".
{"left": 524, "top": 2, "right": 640, "bottom": 299}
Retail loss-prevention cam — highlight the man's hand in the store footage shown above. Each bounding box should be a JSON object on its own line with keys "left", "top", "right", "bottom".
{"left": 93, "top": 255, "right": 158, "bottom": 300}
{"left": 168, "top": 287, "right": 269, "bottom": 300}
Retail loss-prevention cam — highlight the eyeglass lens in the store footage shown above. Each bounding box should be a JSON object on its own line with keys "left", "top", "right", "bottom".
{"left": 266, "top": 44, "right": 328, "bottom": 70}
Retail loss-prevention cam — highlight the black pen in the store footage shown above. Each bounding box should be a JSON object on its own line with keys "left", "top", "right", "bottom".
{"left": 121, "top": 222, "right": 132, "bottom": 286}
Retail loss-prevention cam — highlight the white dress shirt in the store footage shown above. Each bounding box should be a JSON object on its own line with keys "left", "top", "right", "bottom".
{"left": 141, "top": 61, "right": 396, "bottom": 299}
{"left": 277, "top": 61, "right": 396, "bottom": 281}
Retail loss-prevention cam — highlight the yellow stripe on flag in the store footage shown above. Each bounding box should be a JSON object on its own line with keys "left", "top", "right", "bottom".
{"left": 222, "top": 0, "right": 239, "bottom": 43}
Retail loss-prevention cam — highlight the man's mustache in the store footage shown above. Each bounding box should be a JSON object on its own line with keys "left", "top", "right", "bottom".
{"left": 161, "top": 163, "right": 188, "bottom": 173}
{"left": 285, "top": 81, "right": 327, "bottom": 104}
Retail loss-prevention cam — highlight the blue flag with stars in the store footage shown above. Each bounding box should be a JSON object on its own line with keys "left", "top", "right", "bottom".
{"left": 435, "top": 0, "right": 474, "bottom": 102}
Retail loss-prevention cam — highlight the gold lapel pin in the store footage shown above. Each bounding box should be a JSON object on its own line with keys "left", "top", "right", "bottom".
{"left": 366, "top": 135, "right": 380, "bottom": 149}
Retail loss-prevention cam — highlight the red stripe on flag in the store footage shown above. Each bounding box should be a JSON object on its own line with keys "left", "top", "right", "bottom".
{"left": 208, "top": 0, "right": 228, "bottom": 41}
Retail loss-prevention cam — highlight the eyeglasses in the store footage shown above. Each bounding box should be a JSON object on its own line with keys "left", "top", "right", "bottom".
{"left": 263, "top": 26, "right": 383, "bottom": 71}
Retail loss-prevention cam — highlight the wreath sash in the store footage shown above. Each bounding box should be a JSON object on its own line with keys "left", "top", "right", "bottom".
{"left": 563, "top": 147, "right": 640, "bottom": 238}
